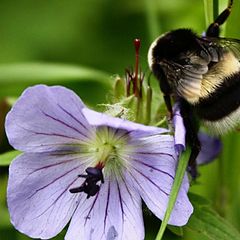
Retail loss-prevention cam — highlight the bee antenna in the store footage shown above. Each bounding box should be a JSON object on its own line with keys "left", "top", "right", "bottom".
{"left": 206, "top": 0, "right": 233, "bottom": 37}
{"left": 228, "top": 0, "right": 233, "bottom": 8}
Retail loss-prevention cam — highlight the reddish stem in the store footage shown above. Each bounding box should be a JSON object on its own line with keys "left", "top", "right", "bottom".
{"left": 133, "top": 39, "right": 141, "bottom": 97}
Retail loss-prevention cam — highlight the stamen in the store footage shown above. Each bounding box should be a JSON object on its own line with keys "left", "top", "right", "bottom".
{"left": 69, "top": 167, "right": 104, "bottom": 198}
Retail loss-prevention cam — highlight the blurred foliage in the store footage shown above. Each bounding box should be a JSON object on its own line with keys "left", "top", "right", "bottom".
{"left": 0, "top": 0, "right": 204, "bottom": 72}
{"left": 0, "top": 0, "right": 240, "bottom": 239}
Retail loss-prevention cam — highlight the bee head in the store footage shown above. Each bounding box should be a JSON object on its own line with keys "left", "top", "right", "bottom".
{"left": 148, "top": 29, "right": 199, "bottom": 68}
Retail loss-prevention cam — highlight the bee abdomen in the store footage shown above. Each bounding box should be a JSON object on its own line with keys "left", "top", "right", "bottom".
{"left": 194, "top": 72, "right": 240, "bottom": 134}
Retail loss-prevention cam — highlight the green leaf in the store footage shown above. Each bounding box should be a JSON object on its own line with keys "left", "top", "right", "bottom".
{"left": 167, "top": 225, "right": 183, "bottom": 237}
{"left": 0, "top": 62, "right": 112, "bottom": 99}
{"left": 0, "top": 62, "right": 111, "bottom": 84}
{"left": 0, "top": 62, "right": 113, "bottom": 105}
{"left": 186, "top": 193, "right": 240, "bottom": 240}
{"left": 188, "top": 192, "right": 211, "bottom": 206}
{"left": 155, "top": 150, "right": 190, "bottom": 240}
{"left": 0, "top": 150, "right": 21, "bottom": 166}
{"left": 225, "top": 0, "right": 240, "bottom": 38}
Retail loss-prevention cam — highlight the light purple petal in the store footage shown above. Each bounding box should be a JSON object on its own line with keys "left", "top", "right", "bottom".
{"left": 196, "top": 132, "right": 222, "bottom": 165}
{"left": 82, "top": 108, "right": 168, "bottom": 138}
{"left": 65, "top": 177, "right": 144, "bottom": 240}
{"left": 127, "top": 134, "right": 193, "bottom": 226}
{"left": 5, "top": 85, "right": 91, "bottom": 152}
{"left": 7, "top": 152, "right": 87, "bottom": 239}
{"left": 173, "top": 103, "right": 186, "bottom": 155}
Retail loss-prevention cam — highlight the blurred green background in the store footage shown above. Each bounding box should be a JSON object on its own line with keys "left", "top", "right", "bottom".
{"left": 0, "top": 0, "right": 240, "bottom": 239}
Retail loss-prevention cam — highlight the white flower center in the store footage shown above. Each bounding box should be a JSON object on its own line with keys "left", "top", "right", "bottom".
{"left": 86, "top": 126, "right": 131, "bottom": 177}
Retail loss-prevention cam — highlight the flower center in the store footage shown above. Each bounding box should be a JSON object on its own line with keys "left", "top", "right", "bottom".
{"left": 69, "top": 126, "right": 131, "bottom": 197}
{"left": 95, "top": 142, "right": 116, "bottom": 165}
{"left": 91, "top": 126, "right": 130, "bottom": 176}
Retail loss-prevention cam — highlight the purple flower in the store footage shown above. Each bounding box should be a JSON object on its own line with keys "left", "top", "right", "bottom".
{"left": 5, "top": 85, "right": 193, "bottom": 240}
{"left": 196, "top": 133, "right": 222, "bottom": 165}
{"left": 173, "top": 103, "right": 186, "bottom": 156}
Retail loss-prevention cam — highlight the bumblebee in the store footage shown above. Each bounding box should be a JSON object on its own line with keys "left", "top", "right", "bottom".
{"left": 148, "top": 0, "right": 240, "bottom": 177}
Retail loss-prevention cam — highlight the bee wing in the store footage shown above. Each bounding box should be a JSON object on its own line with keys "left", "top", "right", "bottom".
{"left": 208, "top": 37, "right": 240, "bottom": 60}
{"left": 164, "top": 53, "right": 209, "bottom": 101}
{"left": 177, "top": 60, "right": 208, "bottom": 101}
{"left": 167, "top": 38, "right": 229, "bottom": 101}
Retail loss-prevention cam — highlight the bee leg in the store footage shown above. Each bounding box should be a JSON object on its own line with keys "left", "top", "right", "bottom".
{"left": 164, "top": 95, "right": 173, "bottom": 119}
{"left": 159, "top": 76, "right": 173, "bottom": 117}
{"left": 206, "top": 0, "right": 233, "bottom": 37}
{"left": 187, "top": 136, "right": 201, "bottom": 179}
{"left": 152, "top": 64, "right": 173, "bottom": 117}
{"left": 179, "top": 99, "right": 201, "bottom": 179}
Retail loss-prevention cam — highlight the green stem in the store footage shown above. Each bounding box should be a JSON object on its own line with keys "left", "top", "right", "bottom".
{"left": 217, "top": 133, "right": 240, "bottom": 228}
{"left": 143, "top": 0, "right": 161, "bottom": 41}
{"left": 155, "top": 150, "right": 190, "bottom": 240}
{"left": 203, "top": 0, "right": 213, "bottom": 28}
{"left": 155, "top": 117, "right": 167, "bottom": 127}
{"left": 145, "top": 86, "right": 152, "bottom": 125}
